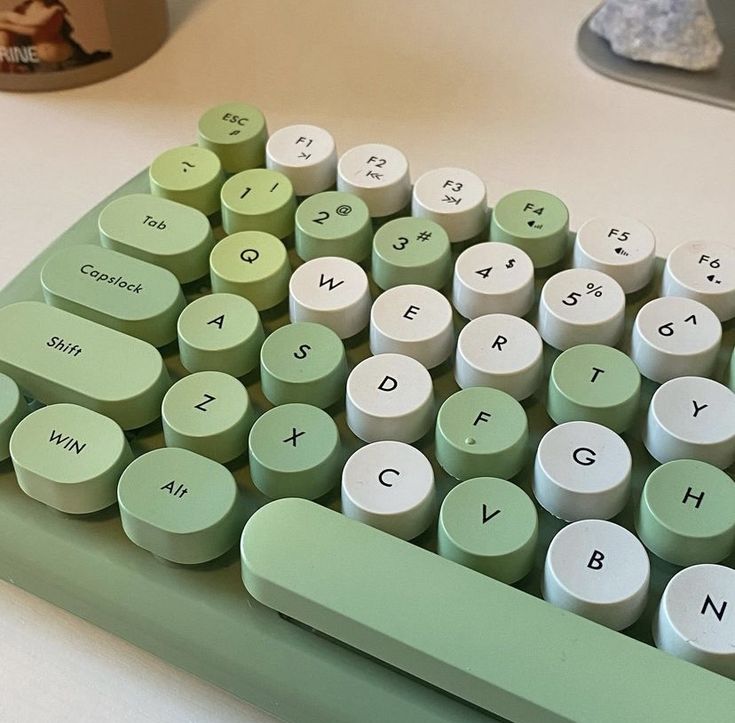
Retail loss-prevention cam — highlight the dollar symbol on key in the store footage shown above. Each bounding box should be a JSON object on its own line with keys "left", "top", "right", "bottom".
{"left": 506, "top": 258, "right": 516, "bottom": 269}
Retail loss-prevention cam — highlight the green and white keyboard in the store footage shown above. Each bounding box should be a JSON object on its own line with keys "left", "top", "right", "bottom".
{"left": 0, "top": 102, "right": 734, "bottom": 722}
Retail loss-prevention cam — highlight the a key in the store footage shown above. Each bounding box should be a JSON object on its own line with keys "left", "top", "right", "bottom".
{"left": 10, "top": 403, "right": 132, "bottom": 514}
{"left": 0, "top": 372, "right": 27, "bottom": 461}
{"left": 41, "top": 244, "right": 185, "bottom": 348}
{"left": 341, "top": 440, "right": 435, "bottom": 540}
{"left": 454, "top": 313, "right": 543, "bottom": 400}
{"left": 118, "top": 447, "right": 242, "bottom": 564}
{"left": 98, "top": 193, "right": 214, "bottom": 283}
{"left": 533, "top": 421, "right": 632, "bottom": 522}
{"left": 637, "top": 459, "right": 735, "bottom": 566}
{"left": 0, "top": 302, "right": 169, "bottom": 430}
{"left": 369, "top": 284, "right": 454, "bottom": 369}
{"left": 437, "top": 476, "right": 538, "bottom": 584}
{"left": 542, "top": 519, "right": 650, "bottom": 631}
{"left": 266, "top": 124, "right": 337, "bottom": 197}
{"left": 411, "top": 167, "right": 487, "bottom": 243}
{"left": 630, "top": 296, "right": 721, "bottom": 383}
{"left": 294, "top": 191, "right": 372, "bottom": 263}
{"left": 346, "top": 353, "right": 434, "bottom": 443}
{"left": 248, "top": 403, "right": 342, "bottom": 500}
{"left": 643, "top": 376, "right": 735, "bottom": 468}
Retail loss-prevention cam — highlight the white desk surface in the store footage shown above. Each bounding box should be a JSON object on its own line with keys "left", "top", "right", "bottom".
{"left": 1, "top": 1, "right": 734, "bottom": 720}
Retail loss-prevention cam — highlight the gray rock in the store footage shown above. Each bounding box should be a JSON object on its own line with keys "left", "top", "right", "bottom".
{"left": 590, "top": 0, "right": 723, "bottom": 71}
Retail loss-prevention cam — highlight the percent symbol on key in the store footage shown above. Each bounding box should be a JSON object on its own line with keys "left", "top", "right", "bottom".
{"left": 586, "top": 283, "right": 603, "bottom": 298}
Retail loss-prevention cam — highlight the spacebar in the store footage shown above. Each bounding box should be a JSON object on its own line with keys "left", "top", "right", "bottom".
{"left": 240, "top": 498, "right": 734, "bottom": 723}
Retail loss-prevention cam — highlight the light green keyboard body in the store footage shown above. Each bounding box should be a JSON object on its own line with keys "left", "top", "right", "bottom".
{"left": 0, "top": 169, "right": 734, "bottom": 723}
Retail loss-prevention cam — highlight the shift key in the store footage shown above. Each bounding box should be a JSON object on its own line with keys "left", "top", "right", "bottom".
{"left": 0, "top": 301, "right": 170, "bottom": 430}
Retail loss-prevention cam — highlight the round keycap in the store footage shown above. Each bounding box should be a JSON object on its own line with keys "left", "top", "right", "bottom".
{"left": 533, "top": 422, "right": 632, "bottom": 522}
{"left": 435, "top": 387, "right": 528, "bottom": 481}
{"left": 118, "top": 447, "right": 241, "bottom": 564}
{"left": 630, "top": 296, "right": 721, "bottom": 383}
{"left": 288, "top": 256, "right": 371, "bottom": 339}
{"left": 197, "top": 101, "right": 268, "bottom": 173}
{"left": 490, "top": 190, "right": 569, "bottom": 268}
{"left": 10, "top": 403, "right": 132, "bottom": 514}
{"left": 547, "top": 344, "right": 641, "bottom": 433}
{"left": 452, "top": 242, "right": 535, "bottom": 320}
{"left": 210, "top": 231, "right": 290, "bottom": 311}
{"left": 149, "top": 145, "right": 224, "bottom": 215}
{"left": 573, "top": 216, "right": 656, "bottom": 294}
{"left": 337, "top": 143, "right": 411, "bottom": 217}
{"left": 542, "top": 519, "right": 650, "bottom": 631}
{"left": 260, "top": 322, "right": 347, "bottom": 408}
{"left": 177, "top": 293, "right": 264, "bottom": 378}
{"left": 220, "top": 169, "right": 296, "bottom": 239}
{"left": 341, "top": 441, "right": 435, "bottom": 540}
{"left": 266, "top": 124, "right": 337, "bottom": 196}
{"left": 438, "top": 476, "right": 538, "bottom": 584}
{"left": 294, "top": 191, "right": 371, "bottom": 262}
{"left": 637, "top": 460, "right": 735, "bottom": 566}
{"left": 346, "top": 353, "right": 434, "bottom": 443}
{"left": 663, "top": 241, "right": 735, "bottom": 322}
{"left": 161, "top": 372, "right": 256, "bottom": 464}
{"left": 654, "top": 564, "right": 735, "bottom": 680}
{"left": 248, "top": 403, "right": 342, "bottom": 500}
{"left": 455, "top": 314, "right": 543, "bottom": 400}
{"left": 371, "top": 217, "right": 452, "bottom": 291}
{"left": 369, "top": 285, "right": 454, "bottom": 369}
{"left": 0, "top": 372, "right": 27, "bottom": 461}
{"left": 644, "top": 376, "right": 735, "bottom": 469}
{"left": 411, "top": 167, "right": 487, "bottom": 243}
{"left": 539, "top": 268, "right": 626, "bottom": 351}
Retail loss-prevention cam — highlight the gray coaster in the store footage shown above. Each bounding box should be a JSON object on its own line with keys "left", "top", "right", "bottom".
{"left": 577, "top": 0, "right": 735, "bottom": 110}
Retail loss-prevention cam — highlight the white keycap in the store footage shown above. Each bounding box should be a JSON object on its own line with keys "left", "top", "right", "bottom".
{"left": 644, "top": 376, "right": 735, "bottom": 469}
{"left": 573, "top": 216, "right": 656, "bottom": 293}
{"left": 341, "top": 441, "right": 435, "bottom": 540}
{"left": 630, "top": 296, "right": 721, "bottom": 383}
{"left": 346, "top": 353, "right": 434, "bottom": 443}
{"left": 655, "top": 564, "right": 735, "bottom": 680}
{"left": 455, "top": 314, "right": 543, "bottom": 400}
{"left": 542, "top": 519, "right": 650, "bottom": 631}
{"left": 533, "top": 422, "right": 632, "bottom": 522}
{"left": 265, "top": 124, "right": 337, "bottom": 197}
{"left": 452, "top": 242, "right": 535, "bottom": 320}
{"left": 411, "top": 167, "right": 487, "bottom": 243}
{"left": 663, "top": 241, "right": 735, "bottom": 321}
{"left": 337, "top": 143, "right": 410, "bottom": 217}
{"left": 370, "top": 285, "right": 454, "bottom": 369}
{"left": 288, "top": 256, "right": 371, "bottom": 339}
{"left": 538, "top": 268, "right": 625, "bottom": 351}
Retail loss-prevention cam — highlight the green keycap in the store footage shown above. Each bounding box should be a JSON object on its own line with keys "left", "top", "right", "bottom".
{"left": 435, "top": 387, "right": 529, "bottom": 481}
{"left": 220, "top": 168, "right": 296, "bottom": 238}
{"left": 241, "top": 498, "right": 735, "bottom": 723}
{"left": 730, "top": 345, "right": 735, "bottom": 392}
{"left": 260, "top": 322, "right": 347, "bottom": 408}
{"left": 162, "top": 371, "right": 256, "bottom": 463}
{"left": 177, "top": 293, "right": 264, "bottom": 377}
{"left": 41, "top": 244, "right": 185, "bottom": 348}
{"left": 438, "top": 476, "right": 538, "bottom": 584}
{"left": 210, "top": 231, "right": 290, "bottom": 310}
{"left": 248, "top": 403, "right": 342, "bottom": 500}
{"left": 98, "top": 193, "right": 214, "bottom": 283}
{"left": 10, "top": 403, "right": 132, "bottom": 514}
{"left": 490, "top": 190, "right": 569, "bottom": 268}
{"left": 372, "top": 217, "right": 452, "bottom": 290}
{"left": 637, "top": 460, "right": 735, "bottom": 566}
{"left": 0, "top": 301, "right": 170, "bottom": 430}
{"left": 547, "top": 344, "right": 641, "bottom": 433}
{"left": 294, "top": 191, "right": 371, "bottom": 262}
{"left": 118, "top": 447, "right": 242, "bottom": 564}
{"left": 0, "top": 372, "right": 28, "bottom": 461}
{"left": 197, "top": 102, "right": 268, "bottom": 173}
{"left": 149, "top": 145, "right": 224, "bottom": 216}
